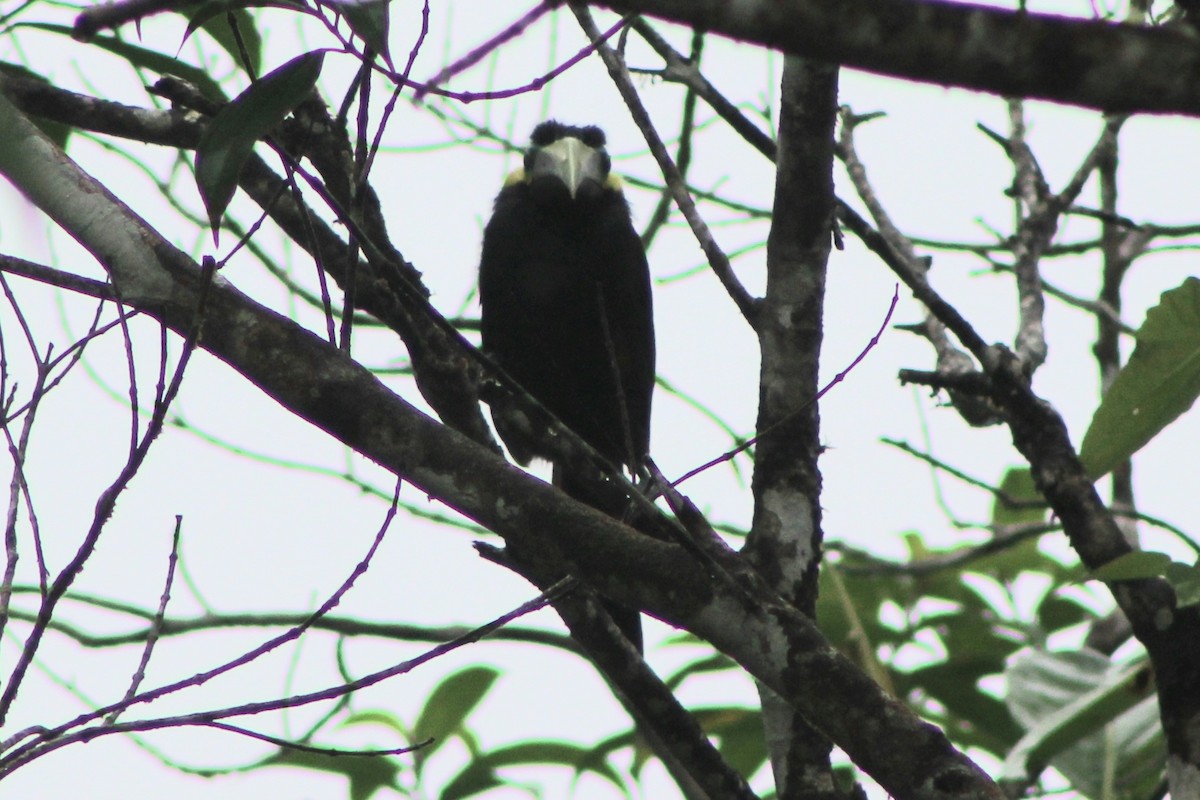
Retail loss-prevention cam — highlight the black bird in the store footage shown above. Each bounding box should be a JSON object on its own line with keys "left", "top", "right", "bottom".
{"left": 479, "top": 121, "right": 655, "bottom": 648}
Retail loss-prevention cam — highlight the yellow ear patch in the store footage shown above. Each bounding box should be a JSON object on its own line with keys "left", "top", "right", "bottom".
{"left": 605, "top": 173, "right": 624, "bottom": 191}
{"left": 504, "top": 168, "right": 527, "bottom": 188}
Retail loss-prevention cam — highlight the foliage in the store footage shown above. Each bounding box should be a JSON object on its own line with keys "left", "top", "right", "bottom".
{"left": 1081, "top": 277, "right": 1200, "bottom": 479}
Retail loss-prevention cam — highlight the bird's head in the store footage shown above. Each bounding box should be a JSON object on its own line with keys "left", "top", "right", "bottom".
{"left": 512, "top": 121, "right": 622, "bottom": 208}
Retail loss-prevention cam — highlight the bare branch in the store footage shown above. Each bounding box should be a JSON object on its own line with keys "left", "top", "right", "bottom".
{"left": 106, "top": 516, "right": 183, "bottom": 724}
{"left": 595, "top": 0, "right": 1200, "bottom": 116}
{"left": 571, "top": 3, "right": 762, "bottom": 327}
{"left": 629, "top": 19, "right": 777, "bottom": 160}
{"left": 0, "top": 580, "right": 568, "bottom": 776}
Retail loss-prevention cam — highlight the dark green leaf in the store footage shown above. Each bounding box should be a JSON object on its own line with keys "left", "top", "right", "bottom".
{"left": 438, "top": 763, "right": 504, "bottom": 800}
{"left": 441, "top": 741, "right": 624, "bottom": 800}
{"left": 939, "top": 614, "right": 1023, "bottom": 664}
{"left": 178, "top": 2, "right": 275, "bottom": 76}
{"left": 817, "top": 546, "right": 918, "bottom": 651}
{"left": 963, "top": 533, "right": 1046, "bottom": 584}
{"left": 412, "top": 666, "right": 499, "bottom": 768}
{"left": 1036, "top": 591, "right": 1092, "bottom": 632}
{"left": 326, "top": 0, "right": 392, "bottom": 66}
{"left": 195, "top": 49, "right": 323, "bottom": 233}
{"left": 692, "top": 706, "right": 767, "bottom": 779}
{"left": 910, "top": 661, "right": 1022, "bottom": 752}
{"left": 991, "top": 467, "right": 1044, "bottom": 527}
{"left": 1164, "top": 561, "right": 1200, "bottom": 607}
{"left": 1081, "top": 277, "right": 1200, "bottom": 478}
{"left": 1092, "top": 551, "right": 1172, "bottom": 581}
{"left": 269, "top": 749, "right": 399, "bottom": 800}
{"left": 663, "top": 651, "right": 740, "bottom": 691}
{"left": 832, "top": 764, "right": 860, "bottom": 795}
{"left": 587, "top": 729, "right": 636, "bottom": 774}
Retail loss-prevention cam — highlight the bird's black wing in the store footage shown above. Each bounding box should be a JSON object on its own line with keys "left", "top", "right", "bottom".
{"left": 479, "top": 183, "right": 654, "bottom": 468}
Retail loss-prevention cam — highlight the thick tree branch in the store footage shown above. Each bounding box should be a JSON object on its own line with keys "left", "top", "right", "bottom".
{"left": 985, "top": 350, "right": 1200, "bottom": 790}
{"left": 753, "top": 53, "right": 836, "bottom": 794}
{"left": 595, "top": 0, "right": 1200, "bottom": 115}
{"left": 748, "top": 56, "right": 840, "bottom": 799}
{"left": 477, "top": 543, "right": 758, "bottom": 800}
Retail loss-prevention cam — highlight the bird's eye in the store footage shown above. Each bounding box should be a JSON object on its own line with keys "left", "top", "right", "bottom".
{"left": 580, "top": 126, "right": 606, "bottom": 149}
{"left": 530, "top": 121, "right": 562, "bottom": 147}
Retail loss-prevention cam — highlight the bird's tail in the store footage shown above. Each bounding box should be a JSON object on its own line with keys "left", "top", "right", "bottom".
{"left": 556, "top": 465, "right": 644, "bottom": 652}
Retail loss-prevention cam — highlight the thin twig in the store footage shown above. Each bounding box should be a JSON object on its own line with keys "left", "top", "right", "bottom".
{"left": 673, "top": 286, "right": 897, "bottom": 486}
{"left": 570, "top": 3, "right": 760, "bottom": 327}
{"left": 629, "top": 18, "right": 777, "bottom": 160}
{"left": 415, "top": 2, "right": 548, "bottom": 100}
{"left": 0, "top": 259, "right": 216, "bottom": 726}
{"left": 106, "top": 515, "right": 183, "bottom": 724}
{"left": 0, "top": 578, "right": 575, "bottom": 777}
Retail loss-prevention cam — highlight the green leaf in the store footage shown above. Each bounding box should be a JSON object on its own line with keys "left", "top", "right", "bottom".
{"left": 832, "top": 764, "right": 860, "bottom": 795}
{"left": 991, "top": 467, "right": 1044, "bottom": 527}
{"left": 1091, "top": 551, "right": 1172, "bottom": 581}
{"left": 15, "top": 23, "right": 227, "bottom": 103}
{"left": 817, "top": 544, "right": 918, "bottom": 651}
{"left": 692, "top": 706, "right": 768, "bottom": 779}
{"left": 412, "top": 666, "right": 499, "bottom": 768}
{"left": 1090, "top": 557, "right": 1200, "bottom": 607}
{"left": 194, "top": 49, "right": 323, "bottom": 233}
{"left": 269, "top": 749, "right": 400, "bottom": 800}
{"left": 587, "top": 729, "right": 636, "bottom": 771}
{"left": 966, "top": 533, "right": 1046, "bottom": 584}
{"left": 909, "top": 661, "right": 1022, "bottom": 752}
{"left": 342, "top": 709, "right": 408, "bottom": 737}
{"left": 178, "top": 2, "right": 273, "bottom": 76}
{"left": 1080, "top": 277, "right": 1200, "bottom": 479}
{"left": 438, "top": 765, "right": 504, "bottom": 800}
{"left": 440, "top": 741, "right": 624, "bottom": 800}
{"left": 663, "top": 651, "right": 740, "bottom": 691}
{"left": 326, "top": 0, "right": 393, "bottom": 66}
{"left": 1036, "top": 591, "right": 1092, "bottom": 633}
{"left": 1164, "top": 561, "right": 1200, "bottom": 607}
{"left": 1003, "top": 648, "right": 1163, "bottom": 799}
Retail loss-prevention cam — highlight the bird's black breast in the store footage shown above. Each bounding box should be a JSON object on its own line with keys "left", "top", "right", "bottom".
{"left": 479, "top": 183, "right": 654, "bottom": 467}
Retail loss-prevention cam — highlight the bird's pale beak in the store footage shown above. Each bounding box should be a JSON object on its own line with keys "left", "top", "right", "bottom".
{"left": 529, "top": 137, "right": 605, "bottom": 201}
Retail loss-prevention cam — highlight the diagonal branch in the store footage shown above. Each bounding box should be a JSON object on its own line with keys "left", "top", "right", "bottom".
{"left": 570, "top": 4, "right": 761, "bottom": 328}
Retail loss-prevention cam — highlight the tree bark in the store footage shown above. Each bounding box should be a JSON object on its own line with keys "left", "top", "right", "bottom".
{"left": 748, "top": 55, "right": 840, "bottom": 799}
{"left": 596, "top": 0, "right": 1200, "bottom": 115}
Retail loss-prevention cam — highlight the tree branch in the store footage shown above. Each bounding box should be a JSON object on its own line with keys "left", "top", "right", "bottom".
{"left": 748, "top": 55, "right": 839, "bottom": 799}
{"left": 594, "top": 0, "right": 1200, "bottom": 115}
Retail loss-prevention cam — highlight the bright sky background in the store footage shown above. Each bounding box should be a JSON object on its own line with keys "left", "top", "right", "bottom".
{"left": 1, "top": 1, "right": 1198, "bottom": 798}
